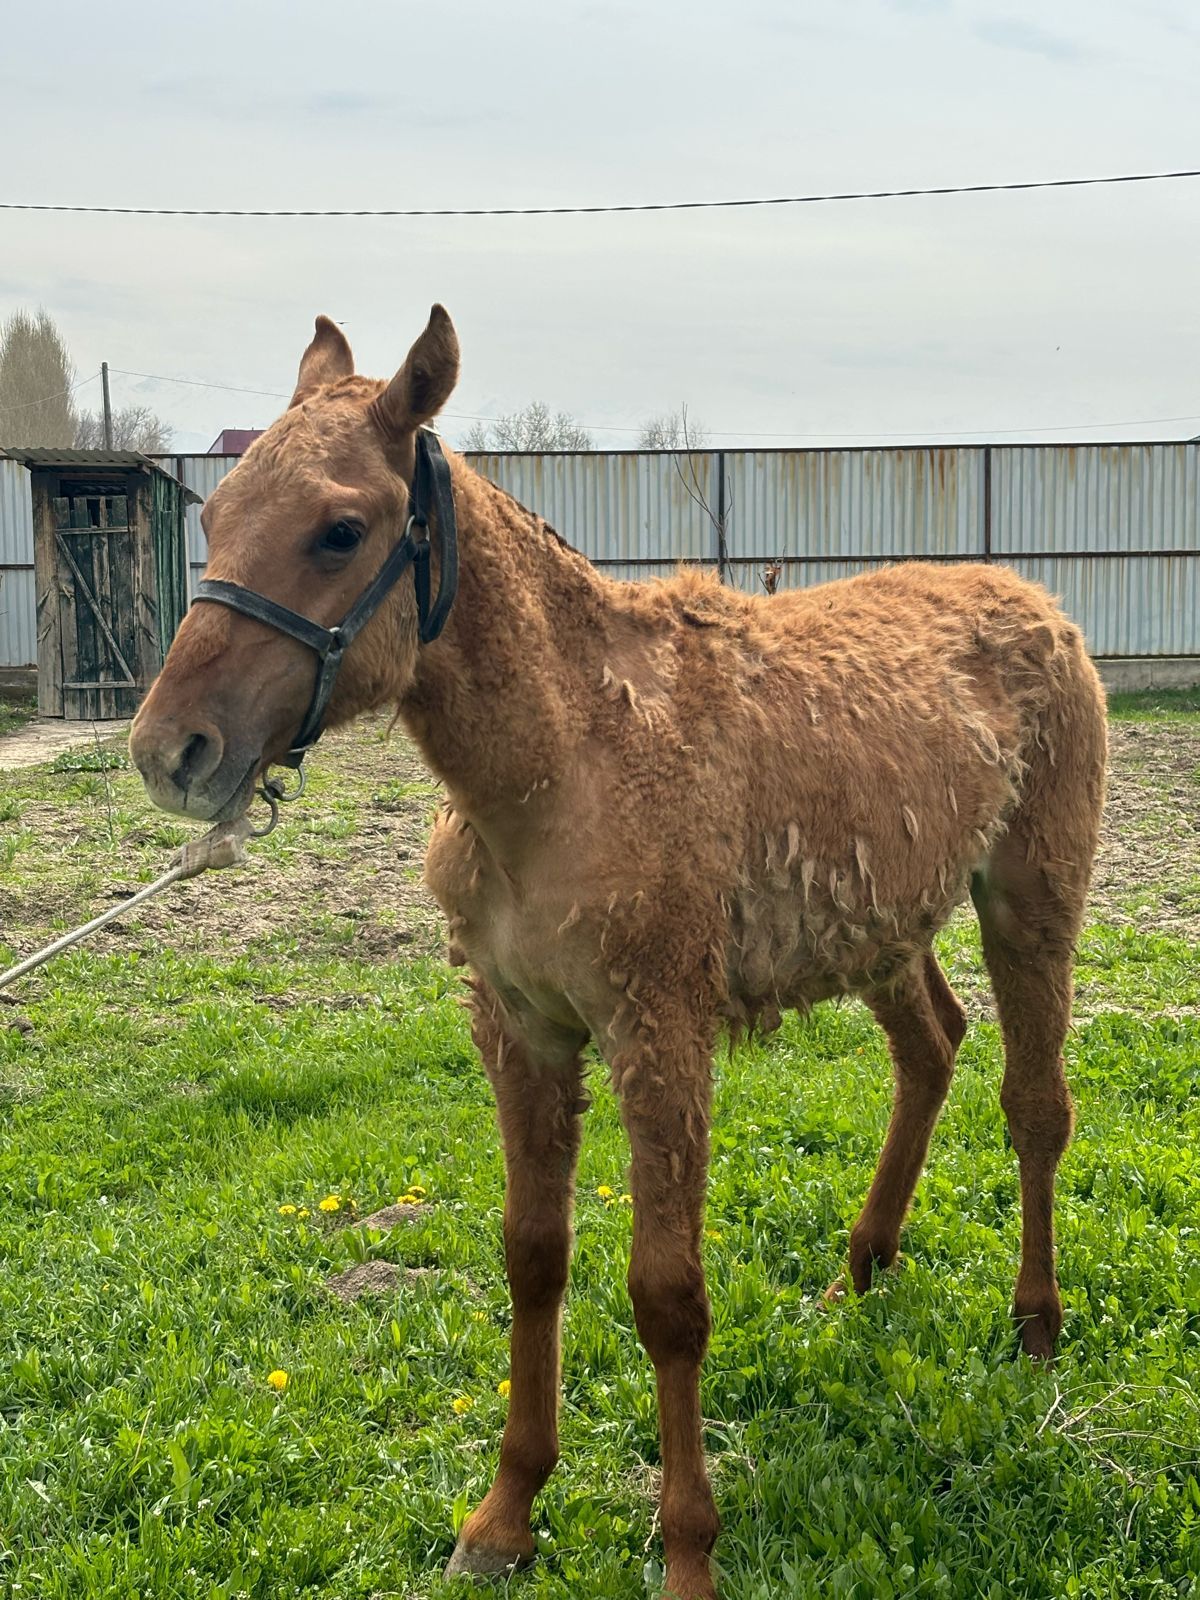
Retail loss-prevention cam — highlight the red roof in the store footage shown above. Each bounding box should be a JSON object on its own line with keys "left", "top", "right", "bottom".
{"left": 207, "top": 429, "right": 264, "bottom": 455}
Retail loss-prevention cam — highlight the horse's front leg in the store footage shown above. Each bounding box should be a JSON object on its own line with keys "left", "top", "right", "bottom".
{"left": 445, "top": 983, "right": 587, "bottom": 1578}
{"left": 615, "top": 1024, "right": 721, "bottom": 1600}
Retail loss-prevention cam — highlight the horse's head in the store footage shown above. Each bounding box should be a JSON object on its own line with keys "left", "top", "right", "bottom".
{"left": 130, "top": 307, "right": 460, "bottom": 821}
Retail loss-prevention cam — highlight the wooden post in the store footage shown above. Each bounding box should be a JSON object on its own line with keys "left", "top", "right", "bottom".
{"left": 32, "top": 473, "right": 64, "bottom": 716}
{"left": 101, "top": 363, "right": 113, "bottom": 450}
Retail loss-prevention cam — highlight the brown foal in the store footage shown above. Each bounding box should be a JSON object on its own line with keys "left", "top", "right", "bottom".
{"left": 130, "top": 308, "right": 1106, "bottom": 1598}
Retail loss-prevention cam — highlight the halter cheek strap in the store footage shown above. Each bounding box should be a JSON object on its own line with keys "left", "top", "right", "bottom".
{"left": 191, "top": 428, "right": 457, "bottom": 770}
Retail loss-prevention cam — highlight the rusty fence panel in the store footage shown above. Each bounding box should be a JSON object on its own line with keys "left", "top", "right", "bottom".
{"left": 721, "top": 447, "right": 984, "bottom": 594}
{"left": 2, "top": 445, "right": 1194, "bottom": 665}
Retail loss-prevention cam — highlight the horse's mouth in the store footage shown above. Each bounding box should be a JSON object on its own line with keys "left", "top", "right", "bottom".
{"left": 141, "top": 754, "right": 262, "bottom": 825}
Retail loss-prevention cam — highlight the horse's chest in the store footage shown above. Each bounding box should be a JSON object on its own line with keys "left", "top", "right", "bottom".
{"left": 423, "top": 808, "right": 577, "bottom": 1020}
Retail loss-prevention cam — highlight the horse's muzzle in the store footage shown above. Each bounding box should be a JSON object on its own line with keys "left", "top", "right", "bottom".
{"left": 129, "top": 711, "right": 258, "bottom": 822}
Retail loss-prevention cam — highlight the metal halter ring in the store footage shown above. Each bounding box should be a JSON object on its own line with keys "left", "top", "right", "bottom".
{"left": 250, "top": 763, "right": 308, "bottom": 838}
{"left": 250, "top": 789, "right": 280, "bottom": 839}
{"left": 262, "top": 765, "right": 308, "bottom": 805}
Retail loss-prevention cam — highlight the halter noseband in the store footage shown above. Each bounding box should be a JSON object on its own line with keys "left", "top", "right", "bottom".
{"left": 191, "top": 428, "right": 457, "bottom": 772}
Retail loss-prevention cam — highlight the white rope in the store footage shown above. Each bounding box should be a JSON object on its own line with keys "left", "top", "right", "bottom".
{"left": 0, "top": 817, "right": 254, "bottom": 994}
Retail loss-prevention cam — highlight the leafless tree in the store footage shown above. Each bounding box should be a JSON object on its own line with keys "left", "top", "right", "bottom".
{"left": 462, "top": 401, "right": 591, "bottom": 452}
{"left": 638, "top": 405, "right": 709, "bottom": 450}
{"left": 76, "top": 404, "right": 172, "bottom": 453}
{"left": 0, "top": 308, "right": 80, "bottom": 448}
{"left": 643, "top": 403, "right": 730, "bottom": 580}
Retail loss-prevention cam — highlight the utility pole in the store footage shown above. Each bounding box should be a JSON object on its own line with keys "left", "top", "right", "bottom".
{"left": 101, "top": 361, "right": 113, "bottom": 449}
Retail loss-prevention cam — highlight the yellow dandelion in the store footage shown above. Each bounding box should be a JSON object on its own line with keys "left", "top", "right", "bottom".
{"left": 452, "top": 1395, "right": 474, "bottom": 1415}
{"left": 399, "top": 1194, "right": 426, "bottom": 1206}
{"left": 705, "top": 1229, "right": 723, "bottom": 1243}
{"left": 596, "top": 1185, "right": 615, "bottom": 1200}
{"left": 497, "top": 1379, "right": 511, "bottom": 1398}
{"left": 277, "top": 1204, "right": 297, "bottom": 1216}
{"left": 267, "top": 1369, "right": 289, "bottom": 1392}
{"left": 619, "top": 1194, "right": 633, "bottom": 1207}
{"left": 297, "top": 1207, "right": 310, "bottom": 1219}
{"left": 406, "top": 1184, "right": 428, "bottom": 1198}
{"left": 319, "top": 1195, "right": 341, "bottom": 1213}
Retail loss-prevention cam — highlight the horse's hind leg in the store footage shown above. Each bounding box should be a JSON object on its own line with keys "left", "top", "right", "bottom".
{"left": 829, "top": 951, "right": 965, "bottom": 1300}
{"left": 972, "top": 826, "right": 1086, "bottom": 1359}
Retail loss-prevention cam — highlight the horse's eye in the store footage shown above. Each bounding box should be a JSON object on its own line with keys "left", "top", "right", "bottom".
{"left": 320, "top": 520, "right": 363, "bottom": 554}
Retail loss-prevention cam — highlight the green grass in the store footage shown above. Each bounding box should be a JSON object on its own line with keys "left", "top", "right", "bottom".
{"left": 2, "top": 713, "right": 1199, "bottom": 1598}
{"left": 1107, "top": 686, "right": 1200, "bottom": 720}
{"left": 0, "top": 690, "right": 37, "bottom": 738}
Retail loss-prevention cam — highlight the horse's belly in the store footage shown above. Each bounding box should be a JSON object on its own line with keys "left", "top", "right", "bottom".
{"left": 726, "top": 862, "right": 970, "bottom": 1013}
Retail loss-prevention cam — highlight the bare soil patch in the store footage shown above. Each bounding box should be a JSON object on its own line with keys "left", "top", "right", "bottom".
{"left": 1090, "top": 720, "right": 1200, "bottom": 936}
{"left": 326, "top": 1261, "right": 410, "bottom": 1302}
{"left": 3, "top": 711, "right": 1198, "bottom": 977}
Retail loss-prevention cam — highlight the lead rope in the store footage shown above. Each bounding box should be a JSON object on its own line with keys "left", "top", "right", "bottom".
{"left": 0, "top": 772, "right": 297, "bottom": 997}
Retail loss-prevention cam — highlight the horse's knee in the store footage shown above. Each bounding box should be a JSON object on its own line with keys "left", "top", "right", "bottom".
{"left": 1000, "top": 1072, "right": 1074, "bottom": 1162}
{"left": 505, "top": 1212, "right": 571, "bottom": 1311}
{"left": 628, "top": 1261, "right": 711, "bottom": 1366}
{"left": 894, "top": 1031, "right": 955, "bottom": 1109}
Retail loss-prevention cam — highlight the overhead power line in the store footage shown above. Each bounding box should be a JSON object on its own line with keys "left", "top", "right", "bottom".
{"left": 111, "top": 367, "right": 288, "bottom": 399}
{"left": 112, "top": 366, "right": 1200, "bottom": 441}
{"left": 3, "top": 167, "right": 1200, "bottom": 219}
{"left": 0, "top": 370, "right": 101, "bottom": 414}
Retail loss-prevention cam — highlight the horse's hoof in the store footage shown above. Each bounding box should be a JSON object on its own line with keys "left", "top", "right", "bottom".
{"left": 444, "top": 1539, "right": 533, "bottom": 1581}
{"left": 821, "top": 1276, "right": 849, "bottom": 1307}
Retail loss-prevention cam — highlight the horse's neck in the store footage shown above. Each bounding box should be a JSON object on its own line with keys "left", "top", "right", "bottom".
{"left": 400, "top": 464, "right": 606, "bottom": 825}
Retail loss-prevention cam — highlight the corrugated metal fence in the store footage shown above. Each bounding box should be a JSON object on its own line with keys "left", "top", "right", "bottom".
{"left": 2, "top": 444, "right": 1197, "bottom": 666}
{"left": 0, "top": 457, "right": 37, "bottom": 669}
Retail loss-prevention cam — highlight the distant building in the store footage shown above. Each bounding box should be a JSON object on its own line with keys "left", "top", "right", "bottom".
{"left": 207, "top": 429, "right": 263, "bottom": 455}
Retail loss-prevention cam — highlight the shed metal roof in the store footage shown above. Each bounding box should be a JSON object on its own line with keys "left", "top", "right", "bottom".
{"left": 0, "top": 447, "right": 201, "bottom": 501}
{"left": 2, "top": 447, "right": 159, "bottom": 469}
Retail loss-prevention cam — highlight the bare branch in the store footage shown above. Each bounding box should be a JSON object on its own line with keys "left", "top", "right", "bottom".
{"left": 76, "top": 404, "right": 172, "bottom": 453}
{"left": 460, "top": 401, "right": 591, "bottom": 452}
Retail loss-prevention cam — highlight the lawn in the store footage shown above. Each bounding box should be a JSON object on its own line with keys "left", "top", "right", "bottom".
{"left": 0, "top": 691, "right": 37, "bottom": 740}
{"left": 1, "top": 704, "right": 1199, "bottom": 1599}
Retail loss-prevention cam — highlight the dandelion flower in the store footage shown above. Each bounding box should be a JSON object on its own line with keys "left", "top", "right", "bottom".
{"left": 596, "top": 1185, "right": 615, "bottom": 1200}
{"left": 267, "top": 1370, "right": 289, "bottom": 1392}
{"left": 452, "top": 1395, "right": 474, "bottom": 1416}
{"left": 298, "top": 1208, "right": 310, "bottom": 1219}
{"left": 319, "top": 1196, "right": 341, "bottom": 1213}
{"left": 497, "top": 1380, "right": 511, "bottom": 1399}
{"left": 619, "top": 1194, "right": 633, "bottom": 1207}
{"left": 277, "top": 1204, "right": 297, "bottom": 1216}
{"left": 399, "top": 1194, "right": 425, "bottom": 1206}
{"left": 406, "top": 1185, "right": 428, "bottom": 1198}
{"left": 705, "top": 1229, "right": 723, "bottom": 1243}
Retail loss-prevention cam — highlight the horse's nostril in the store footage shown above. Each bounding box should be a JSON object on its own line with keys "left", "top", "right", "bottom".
{"left": 172, "top": 732, "right": 213, "bottom": 792}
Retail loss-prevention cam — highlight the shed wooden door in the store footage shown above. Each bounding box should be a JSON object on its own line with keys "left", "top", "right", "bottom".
{"left": 35, "top": 483, "right": 142, "bottom": 719}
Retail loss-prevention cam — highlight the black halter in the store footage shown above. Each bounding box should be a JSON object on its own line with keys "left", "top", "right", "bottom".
{"left": 192, "top": 428, "right": 457, "bottom": 771}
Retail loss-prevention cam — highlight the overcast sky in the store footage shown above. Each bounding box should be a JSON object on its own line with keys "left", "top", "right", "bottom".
{"left": 2, "top": 0, "right": 1198, "bottom": 452}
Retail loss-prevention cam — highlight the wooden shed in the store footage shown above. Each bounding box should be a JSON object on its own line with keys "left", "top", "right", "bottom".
{"left": 2, "top": 449, "right": 197, "bottom": 720}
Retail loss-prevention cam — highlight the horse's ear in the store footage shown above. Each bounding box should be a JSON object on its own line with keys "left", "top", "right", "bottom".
{"left": 374, "top": 305, "right": 460, "bottom": 437}
{"left": 289, "top": 316, "right": 355, "bottom": 408}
